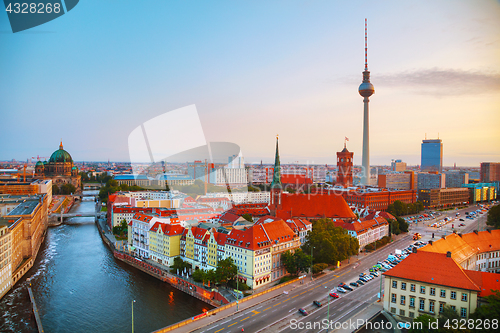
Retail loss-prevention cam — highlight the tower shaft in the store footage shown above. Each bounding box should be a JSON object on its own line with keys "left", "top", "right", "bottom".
{"left": 361, "top": 97, "right": 370, "bottom": 185}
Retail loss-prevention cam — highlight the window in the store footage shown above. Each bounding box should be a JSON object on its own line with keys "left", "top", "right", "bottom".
{"left": 400, "top": 309, "right": 405, "bottom": 316}
{"left": 451, "top": 305, "right": 456, "bottom": 311}
{"left": 410, "top": 284, "right": 416, "bottom": 292}
{"left": 439, "top": 303, "right": 445, "bottom": 313}
{"left": 460, "top": 307, "right": 467, "bottom": 318}
{"left": 401, "top": 282, "right": 407, "bottom": 290}
{"left": 440, "top": 289, "right": 446, "bottom": 298}
{"left": 420, "top": 286, "right": 426, "bottom": 294}
{"left": 400, "top": 295, "right": 406, "bottom": 305}
{"left": 430, "top": 288, "right": 436, "bottom": 296}
{"left": 461, "top": 293, "right": 467, "bottom": 302}
{"left": 419, "top": 299, "right": 425, "bottom": 311}
{"left": 409, "top": 311, "right": 415, "bottom": 318}
{"left": 392, "top": 281, "right": 397, "bottom": 288}
{"left": 391, "top": 307, "right": 396, "bottom": 313}
{"left": 391, "top": 294, "right": 397, "bottom": 303}
{"left": 451, "top": 291, "right": 457, "bottom": 300}
{"left": 410, "top": 297, "right": 415, "bottom": 308}
{"left": 429, "top": 301, "right": 435, "bottom": 313}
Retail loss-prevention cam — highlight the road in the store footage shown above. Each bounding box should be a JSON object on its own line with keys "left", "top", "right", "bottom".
{"left": 192, "top": 235, "right": 414, "bottom": 333}
{"left": 187, "top": 204, "right": 495, "bottom": 333}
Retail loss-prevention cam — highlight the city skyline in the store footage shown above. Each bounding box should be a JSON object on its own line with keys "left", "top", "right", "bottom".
{"left": 1, "top": 0, "right": 499, "bottom": 167}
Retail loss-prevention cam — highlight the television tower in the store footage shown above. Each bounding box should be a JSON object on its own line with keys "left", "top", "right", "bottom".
{"left": 358, "top": 19, "right": 375, "bottom": 186}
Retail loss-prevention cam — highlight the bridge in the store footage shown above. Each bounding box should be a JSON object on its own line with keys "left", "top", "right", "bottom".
{"left": 83, "top": 183, "right": 103, "bottom": 190}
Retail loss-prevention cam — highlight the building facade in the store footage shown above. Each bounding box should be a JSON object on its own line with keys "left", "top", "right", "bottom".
{"left": 418, "top": 188, "right": 470, "bottom": 209}
{"left": 417, "top": 172, "right": 445, "bottom": 190}
{"left": 383, "top": 251, "right": 500, "bottom": 321}
{"left": 421, "top": 139, "right": 443, "bottom": 173}
{"left": 480, "top": 162, "right": 500, "bottom": 183}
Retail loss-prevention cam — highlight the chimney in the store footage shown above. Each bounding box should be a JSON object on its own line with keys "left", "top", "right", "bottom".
{"left": 446, "top": 251, "right": 452, "bottom": 258}
{"left": 474, "top": 230, "right": 478, "bottom": 235}
{"left": 487, "top": 229, "right": 491, "bottom": 233}
{"left": 429, "top": 240, "right": 433, "bottom": 246}
{"left": 412, "top": 247, "right": 417, "bottom": 253}
{"left": 441, "top": 235, "right": 446, "bottom": 239}
{"left": 458, "top": 233, "right": 462, "bottom": 237}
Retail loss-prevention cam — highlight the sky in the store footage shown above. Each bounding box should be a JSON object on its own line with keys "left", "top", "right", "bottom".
{"left": 1, "top": 0, "right": 499, "bottom": 167}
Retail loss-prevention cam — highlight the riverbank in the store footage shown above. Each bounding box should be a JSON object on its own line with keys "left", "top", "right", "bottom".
{"left": 95, "top": 216, "right": 228, "bottom": 308}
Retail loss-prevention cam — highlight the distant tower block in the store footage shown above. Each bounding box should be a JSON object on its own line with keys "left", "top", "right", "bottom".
{"left": 358, "top": 19, "right": 375, "bottom": 186}
{"left": 337, "top": 141, "right": 354, "bottom": 188}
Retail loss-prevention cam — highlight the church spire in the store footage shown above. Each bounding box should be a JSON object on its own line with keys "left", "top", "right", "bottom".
{"left": 59, "top": 140, "right": 63, "bottom": 150}
{"left": 270, "top": 135, "right": 281, "bottom": 189}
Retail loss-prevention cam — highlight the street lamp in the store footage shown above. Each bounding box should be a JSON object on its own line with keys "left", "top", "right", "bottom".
{"left": 131, "top": 300, "right": 136, "bottom": 333}
{"left": 310, "top": 246, "right": 315, "bottom": 281}
{"left": 236, "top": 270, "right": 239, "bottom": 312}
{"left": 326, "top": 294, "right": 331, "bottom": 333}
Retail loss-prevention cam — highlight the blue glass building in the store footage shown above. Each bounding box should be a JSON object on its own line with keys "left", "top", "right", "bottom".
{"left": 421, "top": 139, "right": 442, "bottom": 173}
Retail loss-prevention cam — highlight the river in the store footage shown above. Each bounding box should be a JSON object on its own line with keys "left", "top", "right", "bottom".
{"left": 0, "top": 190, "right": 211, "bottom": 333}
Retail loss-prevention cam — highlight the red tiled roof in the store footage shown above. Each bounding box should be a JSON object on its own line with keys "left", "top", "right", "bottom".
{"left": 466, "top": 270, "right": 500, "bottom": 298}
{"left": 220, "top": 212, "right": 242, "bottom": 224}
{"left": 225, "top": 220, "right": 297, "bottom": 251}
{"left": 228, "top": 203, "right": 269, "bottom": 217}
{"left": 419, "top": 230, "right": 500, "bottom": 264}
{"left": 337, "top": 217, "right": 388, "bottom": 234}
{"left": 276, "top": 192, "right": 356, "bottom": 220}
{"left": 150, "top": 222, "right": 184, "bottom": 235}
{"left": 281, "top": 174, "right": 313, "bottom": 185}
{"left": 383, "top": 252, "right": 480, "bottom": 291}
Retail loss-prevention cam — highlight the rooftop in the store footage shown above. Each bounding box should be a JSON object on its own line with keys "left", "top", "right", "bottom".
{"left": 8, "top": 197, "right": 42, "bottom": 216}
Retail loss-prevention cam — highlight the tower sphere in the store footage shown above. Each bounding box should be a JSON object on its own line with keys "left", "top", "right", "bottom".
{"left": 359, "top": 80, "right": 374, "bottom": 97}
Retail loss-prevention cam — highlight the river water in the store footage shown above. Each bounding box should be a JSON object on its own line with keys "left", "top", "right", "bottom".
{"left": 0, "top": 190, "right": 211, "bottom": 333}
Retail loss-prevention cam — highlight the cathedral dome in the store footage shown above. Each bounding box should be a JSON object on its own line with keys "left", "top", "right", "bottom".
{"left": 36, "top": 160, "right": 44, "bottom": 167}
{"left": 49, "top": 142, "right": 73, "bottom": 163}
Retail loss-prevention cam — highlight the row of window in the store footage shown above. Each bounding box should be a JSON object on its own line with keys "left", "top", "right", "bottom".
{"left": 392, "top": 281, "right": 467, "bottom": 301}
{"left": 391, "top": 305, "right": 467, "bottom": 318}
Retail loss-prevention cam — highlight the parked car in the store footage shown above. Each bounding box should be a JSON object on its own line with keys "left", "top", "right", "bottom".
{"left": 299, "top": 308, "right": 308, "bottom": 316}
{"left": 329, "top": 292, "right": 339, "bottom": 298}
{"left": 350, "top": 282, "right": 359, "bottom": 287}
{"left": 313, "top": 300, "right": 322, "bottom": 307}
{"left": 459, "top": 223, "right": 465, "bottom": 227}
{"left": 356, "top": 280, "right": 364, "bottom": 285}
{"left": 370, "top": 272, "right": 379, "bottom": 277}
{"left": 337, "top": 287, "right": 346, "bottom": 293}
{"left": 359, "top": 277, "right": 369, "bottom": 282}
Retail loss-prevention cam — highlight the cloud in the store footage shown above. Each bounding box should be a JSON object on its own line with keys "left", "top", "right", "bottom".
{"left": 376, "top": 68, "right": 500, "bottom": 96}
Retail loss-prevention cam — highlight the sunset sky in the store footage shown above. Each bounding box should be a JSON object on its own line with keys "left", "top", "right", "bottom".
{"left": 1, "top": 0, "right": 499, "bottom": 167}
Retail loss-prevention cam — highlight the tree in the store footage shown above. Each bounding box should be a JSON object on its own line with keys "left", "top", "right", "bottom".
{"left": 387, "top": 218, "right": 401, "bottom": 236}
{"left": 486, "top": 205, "right": 500, "bottom": 229}
{"left": 471, "top": 290, "right": 500, "bottom": 332}
{"left": 303, "top": 218, "right": 359, "bottom": 265}
{"left": 437, "top": 305, "right": 466, "bottom": 333}
{"left": 242, "top": 213, "right": 253, "bottom": 222}
{"left": 171, "top": 257, "right": 191, "bottom": 273}
{"left": 60, "top": 183, "right": 76, "bottom": 195}
{"left": 396, "top": 216, "right": 409, "bottom": 233}
{"left": 281, "top": 249, "right": 311, "bottom": 275}
{"left": 192, "top": 269, "right": 207, "bottom": 283}
{"left": 216, "top": 258, "right": 237, "bottom": 286}
{"left": 312, "top": 263, "right": 328, "bottom": 274}
{"left": 52, "top": 184, "right": 60, "bottom": 195}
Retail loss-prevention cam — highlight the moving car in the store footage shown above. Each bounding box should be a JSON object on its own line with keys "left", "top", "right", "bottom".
{"left": 313, "top": 300, "right": 322, "bottom": 307}
{"left": 299, "top": 308, "right": 308, "bottom": 316}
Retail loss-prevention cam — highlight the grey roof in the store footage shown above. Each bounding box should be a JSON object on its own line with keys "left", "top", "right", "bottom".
{"left": 8, "top": 199, "right": 40, "bottom": 216}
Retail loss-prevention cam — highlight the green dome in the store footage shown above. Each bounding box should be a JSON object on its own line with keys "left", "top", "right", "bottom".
{"left": 36, "top": 161, "right": 44, "bottom": 166}
{"left": 49, "top": 142, "right": 73, "bottom": 163}
{"left": 72, "top": 166, "right": 77, "bottom": 170}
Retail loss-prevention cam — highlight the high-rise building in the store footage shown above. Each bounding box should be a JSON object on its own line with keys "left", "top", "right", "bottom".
{"left": 336, "top": 143, "right": 354, "bottom": 187}
{"left": 358, "top": 19, "right": 375, "bottom": 186}
{"left": 421, "top": 139, "right": 443, "bottom": 173}
{"left": 480, "top": 162, "right": 500, "bottom": 183}
{"left": 444, "top": 170, "right": 469, "bottom": 188}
